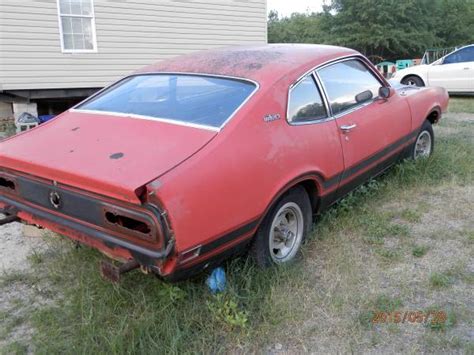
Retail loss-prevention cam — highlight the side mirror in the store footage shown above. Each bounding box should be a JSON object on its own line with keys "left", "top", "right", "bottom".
{"left": 378, "top": 86, "right": 394, "bottom": 99}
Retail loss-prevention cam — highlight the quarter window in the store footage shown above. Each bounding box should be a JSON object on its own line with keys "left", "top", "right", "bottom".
{"left": 58, "top": 0, "right": 97, "bottom": 52}
{"left": 287, "top": 75, "right": 327, "bottom": 123}
{"left": 318, "top": 60, "right": 382, "bottom": 115}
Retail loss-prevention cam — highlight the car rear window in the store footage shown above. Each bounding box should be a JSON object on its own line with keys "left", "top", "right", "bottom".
{"left": 77, "top": 74, "right": 257, "bottom": 129}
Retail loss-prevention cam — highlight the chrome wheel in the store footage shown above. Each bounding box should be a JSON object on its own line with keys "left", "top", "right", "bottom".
{"left": 269, "top": 202, "right": 304, "bottom": 263}
{"left": 402, "top": 76, "right": 424, "bottom": 87}
{"left": 414, "top": 130, "right": 432, "bottom": 159}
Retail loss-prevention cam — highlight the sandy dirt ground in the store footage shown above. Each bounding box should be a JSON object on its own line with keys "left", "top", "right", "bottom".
{"left": 0, "top": 223, "right": 48, "bottom": 272}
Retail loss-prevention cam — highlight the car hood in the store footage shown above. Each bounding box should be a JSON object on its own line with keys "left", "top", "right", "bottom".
{"left": 0, "top": 111, "right": 217, "bottom": 203}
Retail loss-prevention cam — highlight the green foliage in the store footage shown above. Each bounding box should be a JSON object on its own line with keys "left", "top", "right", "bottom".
{"left": 268, "top": 10, "right": 326, "bottom": 44}
{"left": 424, "top": 307, "right": 457, "bottom": 331}
{"left": 27, "top": 250, "right": 44, "bottom": 266}
{"left": 375, "top": 247, "right": 400, "bottom": 260}
{"left": 361, "top": 213, "right": 409, "bottom": 245}
{"left": 358, "top": 294, "right": 403, "bottom": 328}
{"left": 206, "top": 294, "right": 249, "bottom": 330}
{"left": 449, "top": 97, "right": 474, "bottom": 114}
{"left": 412, "top": 245, "right": 429, "bottom": 257}
{"left": 268, "top": 0, "right": 474, "bottom": 61}
{"left": 374, "top": 294, "right": 403, "bottom": 313}
{"left": 400, "top": 209, "right": 422, "bottom": 223}
{"left": 429, "top": 272, "right": 452, "bottom": 288}
{"left": 0, "top": 341, "right": 29, "bottom": 354}
{"left": 20, "top": 243, "right": 299, "bottom": 354}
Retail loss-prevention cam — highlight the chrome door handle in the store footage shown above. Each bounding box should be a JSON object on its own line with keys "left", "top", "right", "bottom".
{"left": 340, "top": 124, "right": 357, "bottom": 132}
{"left": 463, "top": 67, "right": 470, "bottom": 70}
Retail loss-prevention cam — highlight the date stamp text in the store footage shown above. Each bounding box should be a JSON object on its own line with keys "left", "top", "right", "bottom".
{"left": 372, "top": 310, "right": 447, "bottom": 324}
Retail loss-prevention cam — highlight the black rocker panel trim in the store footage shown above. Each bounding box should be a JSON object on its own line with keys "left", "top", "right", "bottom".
{"left": 322, "top": 129, "right": 418, "bottom": 190}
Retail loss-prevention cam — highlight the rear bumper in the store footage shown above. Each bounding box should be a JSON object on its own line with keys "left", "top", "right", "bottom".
{"left": 0, "top": 167, "right": 175, "bottom": 271}
{"left": 0, "top": 195, "right": 173, "bottom": 261}
{"left": 0, "top": 194, "right": 174, "bottom": 264}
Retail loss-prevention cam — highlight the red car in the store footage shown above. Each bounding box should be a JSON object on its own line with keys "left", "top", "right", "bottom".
{"left": 0, "top": 45, "right": 448, "bottom": 281}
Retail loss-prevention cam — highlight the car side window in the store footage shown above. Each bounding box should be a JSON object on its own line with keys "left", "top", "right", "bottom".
{"left": 287, "top": 75, "right": 327, "bottom": 123}
{"left": 443, "top": 47, "right": 474, "bottom": 64}
{"left": 318, "top": 59, "right": 382, "bottom": 116}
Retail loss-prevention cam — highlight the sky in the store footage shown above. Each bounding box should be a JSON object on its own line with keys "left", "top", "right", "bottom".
{"left": 267, "top": 0, "right": 326, "bottom": 17}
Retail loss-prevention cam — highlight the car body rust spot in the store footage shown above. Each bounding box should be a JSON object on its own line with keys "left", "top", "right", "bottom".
{"left": 110, "top": 152, "right": 124, "bottom": 160}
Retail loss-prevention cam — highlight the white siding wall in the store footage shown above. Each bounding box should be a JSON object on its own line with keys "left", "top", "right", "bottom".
{"left": 0, "top": 0, "right": 267, "bottom": 90}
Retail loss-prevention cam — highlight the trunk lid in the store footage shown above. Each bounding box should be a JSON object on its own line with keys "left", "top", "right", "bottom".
{"left": 0, "top": 111, "right": 217, "bottom": 203}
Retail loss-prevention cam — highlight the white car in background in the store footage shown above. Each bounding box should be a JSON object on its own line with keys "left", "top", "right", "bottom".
{"left": 392, "top": 45, "right": 474, "bottom": 94}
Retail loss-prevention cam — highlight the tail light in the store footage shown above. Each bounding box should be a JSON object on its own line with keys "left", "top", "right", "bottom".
{"left": 103, "top": 205, "right": 162, "bottom": 244}
{"left": 0, "top": 173, "right": 17, "bottom": 193}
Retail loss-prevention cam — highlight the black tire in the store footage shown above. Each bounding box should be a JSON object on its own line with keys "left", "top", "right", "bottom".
{"left": 401, "top": 75, "right": 425, "bottom": 87}
{"left": 411, "top": 120, "right": 434, "bottom": 159}
{"left": 250, "top": 186, "right": 312, "bottom": 268}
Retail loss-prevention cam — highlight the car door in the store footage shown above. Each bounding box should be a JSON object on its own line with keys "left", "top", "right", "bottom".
{"left": 286, "top": 74, "right": 345, "bottom": 189}
{"left": 317, "top": 58, "right": 412, "bottom": 195}
{"left": 428, "top": 46, "right": 474, "bottom": 91}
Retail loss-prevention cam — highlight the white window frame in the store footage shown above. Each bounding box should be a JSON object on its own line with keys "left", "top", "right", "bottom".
{"left": 56, "top": 0, "right": 98, "bottom": 53}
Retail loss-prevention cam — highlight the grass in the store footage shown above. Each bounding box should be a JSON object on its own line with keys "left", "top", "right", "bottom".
{"left": 429, "top": 272, "right": 452, "bottom": 288}
{"left": 400, "top": 208, "right": 422, "bottom": 223}
{"left": 412, "top": 245, "right": 429, "bottom": 257}
{"left": 424, "top": 307, "right": 457, "bottom": 331}
{"left": 0, "top": 341, "right": 29, "bottom": 354}
{"left": 448, "top": 96, "right": 474, "bottom": 114}
{"left": 23, "top": 251, "right": 304, "bottom": 353}
{"left": 1, "top": 98, "right": 473, "bottom": 353}
{"left": 358, "top": 294, "right": 403, "bottom": 328}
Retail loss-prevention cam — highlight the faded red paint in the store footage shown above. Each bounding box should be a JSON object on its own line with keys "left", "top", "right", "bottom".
{"left": 0, "top": 45, "right": 449, "bottom": 280}
{"left": 137, "top": 44, "right": 357, "bottom": 86}
{"left": 0, "top": 111, "right": 216, "bottom": 203}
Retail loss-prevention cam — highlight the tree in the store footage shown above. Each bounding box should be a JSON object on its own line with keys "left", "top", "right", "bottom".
{"left": 317, "top": 0, "right": 440, "bottom": 59}
{"left": 267, "top": 0, "right": 474, "bottom": 61}
{"left": 268, "top": 11, "right": 326, "bottom": 44}
{"left": 432, "top": 0, "right": 474, "bottom": 48}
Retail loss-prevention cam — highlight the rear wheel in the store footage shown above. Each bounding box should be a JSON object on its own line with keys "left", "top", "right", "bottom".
{"left": 412, "top": 120, "right": 434, "bottom": 159}
{"left": 251, "top": 186, "right": 312, "bottom": 267}
{"left": 401, "top": 75, "right": 425, "bottom": 87}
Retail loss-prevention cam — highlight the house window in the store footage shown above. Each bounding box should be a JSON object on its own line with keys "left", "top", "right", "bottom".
{"left": 58, "top": 0, "right": 97, "bottom": 52}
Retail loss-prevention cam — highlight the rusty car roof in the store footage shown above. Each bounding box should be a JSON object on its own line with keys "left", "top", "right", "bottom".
{"left": 136, "top": 44, "right": 359, "bottom": 85}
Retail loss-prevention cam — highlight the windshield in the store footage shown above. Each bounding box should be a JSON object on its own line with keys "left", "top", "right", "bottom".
{"left": 77, "top": 74, "right": 257, "bottom": 129}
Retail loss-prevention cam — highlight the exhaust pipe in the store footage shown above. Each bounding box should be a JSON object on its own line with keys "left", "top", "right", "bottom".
{"left": 100, "top": 259, "right": 139, "bottom": 283}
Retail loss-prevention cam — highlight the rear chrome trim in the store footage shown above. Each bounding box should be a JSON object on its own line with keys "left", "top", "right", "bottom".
{"left": 69, "top": 109, "right": 221, "bottom": 132}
